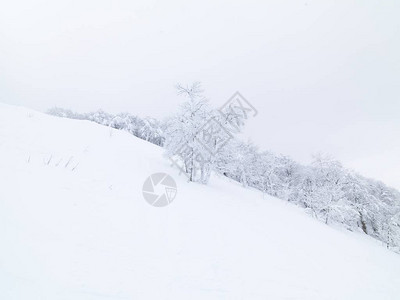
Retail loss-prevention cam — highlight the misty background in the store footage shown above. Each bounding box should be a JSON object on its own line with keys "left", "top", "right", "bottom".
{"left": 1, "top": 0, "right": 399, "bottom": 189}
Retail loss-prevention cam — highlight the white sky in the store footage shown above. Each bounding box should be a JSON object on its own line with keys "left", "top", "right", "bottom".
{"left": 1, "top": 0, "right": 399, "bottom": 189}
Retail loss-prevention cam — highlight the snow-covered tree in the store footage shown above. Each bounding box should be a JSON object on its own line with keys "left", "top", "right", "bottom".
{"left": 164, "top": 83, "right": 213, "bottom": 182}
{"left": 47, "top": 101, "right": 400, "bottom": 251}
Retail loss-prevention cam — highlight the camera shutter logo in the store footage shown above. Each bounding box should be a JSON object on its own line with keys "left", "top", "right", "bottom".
{"left": 142, "top": 173, "right": 177, "bottom": 207}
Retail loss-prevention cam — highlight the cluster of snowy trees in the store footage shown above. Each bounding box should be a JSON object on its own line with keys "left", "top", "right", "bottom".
{"left": 219, "top": 145, "right": 400, "bottom": 250}
{"left": 162, "top": 84, "right": 400, "bottom": 251}
{"left": 47, "top": 85, "right": 400, "bottom": 252}
{"left": 163, "top": 83, "right": 244, "bottom": 183}
{"left": 47, "top": 107, "right": 164, "bottom": 146}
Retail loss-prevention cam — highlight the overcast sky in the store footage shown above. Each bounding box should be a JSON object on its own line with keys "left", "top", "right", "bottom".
{"left": 1, "top": 0, "right": 399, "bottom": 189}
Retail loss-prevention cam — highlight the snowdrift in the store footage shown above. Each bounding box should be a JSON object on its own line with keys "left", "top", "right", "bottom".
{"left": 1, "top": 103, "right": 400, "bottom": 299}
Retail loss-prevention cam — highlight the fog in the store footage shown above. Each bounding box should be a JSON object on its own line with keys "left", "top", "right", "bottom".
{"left": 1, "top": 0, "right": 399, "bottom": 188}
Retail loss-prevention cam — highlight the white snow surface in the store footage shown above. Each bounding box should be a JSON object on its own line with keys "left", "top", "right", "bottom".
{"left": 1, "top": 103, "right": 400, "bottom": 300}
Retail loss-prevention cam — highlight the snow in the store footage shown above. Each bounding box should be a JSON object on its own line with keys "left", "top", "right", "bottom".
{"left": 1, "top": 103, "right": 400, "bottom": 299}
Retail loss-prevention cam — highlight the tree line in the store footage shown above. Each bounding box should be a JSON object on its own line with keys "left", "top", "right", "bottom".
{"left": 48, "top": 85, "right": 400, "bottom": 252}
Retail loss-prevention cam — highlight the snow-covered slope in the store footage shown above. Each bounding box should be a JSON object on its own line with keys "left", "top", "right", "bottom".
{"left": 1, "top": 103, "right": 400, "bottom": 300}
